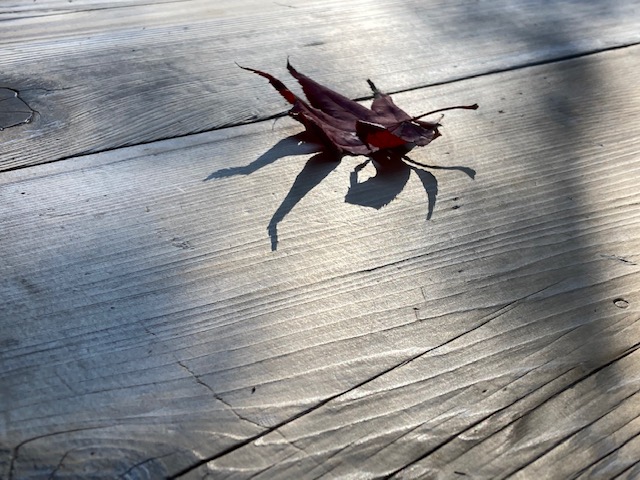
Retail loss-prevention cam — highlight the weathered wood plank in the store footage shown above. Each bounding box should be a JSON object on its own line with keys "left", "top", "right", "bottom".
{"left": 2, "top": 0, "right": 640, "bottom": 170}
{"left": 2, "top": 44, "right": 640, "bottom": 478}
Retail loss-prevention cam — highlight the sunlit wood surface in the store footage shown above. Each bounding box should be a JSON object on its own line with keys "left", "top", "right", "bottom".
{"left": 2, "top": 1, "right": 640, "bottom": 478}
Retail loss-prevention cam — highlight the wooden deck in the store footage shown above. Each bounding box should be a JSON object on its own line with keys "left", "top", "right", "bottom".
{"left": 2, "top": 1, "right": 640, "bottom": 478}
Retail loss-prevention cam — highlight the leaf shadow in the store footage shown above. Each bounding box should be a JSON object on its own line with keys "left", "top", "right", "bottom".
{"left": 206, "top": 135, "right": 474, "bottom": 250}
{"left": 344, "top": 148, "right": 477, "bottom": 221}
{"left": 344, "top": 154, "right": 441, "bottom": 220}
{"left": 204, "top": 132, "right": 322, "bottom": 180}
{"left": 267, "top": 150, "right": 340, "bottom": 251}
{"left": 204, "top": 132, "right": 341, "bottom": 251}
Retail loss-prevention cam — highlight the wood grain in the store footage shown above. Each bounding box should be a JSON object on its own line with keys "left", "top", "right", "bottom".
{"left": 2, "top": 0, "right": 640, "bottom": 170}
{"left": 2, "top": 41, "right": 640, "bottom": 478}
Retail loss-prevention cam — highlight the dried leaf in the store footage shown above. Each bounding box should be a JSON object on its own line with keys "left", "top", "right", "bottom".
{"left": 240, "top": 61, "right": 477, "bottom": 158}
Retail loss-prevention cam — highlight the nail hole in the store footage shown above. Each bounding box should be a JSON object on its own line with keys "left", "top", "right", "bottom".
{"left": 613, "top": 298, "right": 629, "bottom": 309}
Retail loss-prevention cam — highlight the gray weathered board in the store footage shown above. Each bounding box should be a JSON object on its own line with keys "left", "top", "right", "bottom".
{"left": 1, "top": 1, "right": 640, "bottom": 479}
{"left": 2, "top": 0, "right": 640, "bottom": 170}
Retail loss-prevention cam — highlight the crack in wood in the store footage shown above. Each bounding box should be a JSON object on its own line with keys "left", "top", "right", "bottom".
{"left": 6, "top": 40, "right": 640, "bottom": 177}
{"left": 0, "top": 87, "right": 35, "bottom": 131}
{"left": 570, "top": 415, "right": 640, "bottom": 479}
{"left": 147, "top": 325, "right": 264, "bottom": 429}
{"left": 502, "top": 378, "right": 640, "bottom": 479}
{"left": 242, "top": 447, "right": 304, "bottom": 480}
{"left": 361, "top": 422, "right": 425, "bottom": 467}
{"left": 117, "top": 452, "right": 175, "bottom": 480}
{"left": 612, "top": 458, "right": 640, "bottom": 479}
{"left": 176, "top": 361, "right": 264, "bottom": 430}
{"left": 383, "top": 368, "right": 574, "bottom": 478}
{"left": 168, "top": 281, "right": 564, "bottom": 478}
{"left": 599, "top": 254, "right": 638, "bottom": 266}
{"left": 47, "top": 449, "right": 73, "bottom": 480}
{"left": 387, "top": 341, "right": 640, "bottom": 479}
{"left": 273, "top": 430, "right": 324, "bottom": 470}
{"left": 7, "top": 426, "right": 107, "bottom": 480}
{"left": 307, "top": 440, "right": 358, "bottom": 480}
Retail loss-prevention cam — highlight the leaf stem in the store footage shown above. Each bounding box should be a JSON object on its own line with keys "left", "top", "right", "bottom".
{"left": 412, "top": 103, "right": 478, "bottom": 121}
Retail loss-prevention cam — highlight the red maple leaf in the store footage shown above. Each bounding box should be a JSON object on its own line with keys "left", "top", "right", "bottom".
{"left": 239, "top": 61, "right": 477, "bottom": 158}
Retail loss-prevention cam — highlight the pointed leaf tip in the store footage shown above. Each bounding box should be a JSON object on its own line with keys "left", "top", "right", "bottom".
{"left": 239, "top": 63, "right": 297, "bottom": 105}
